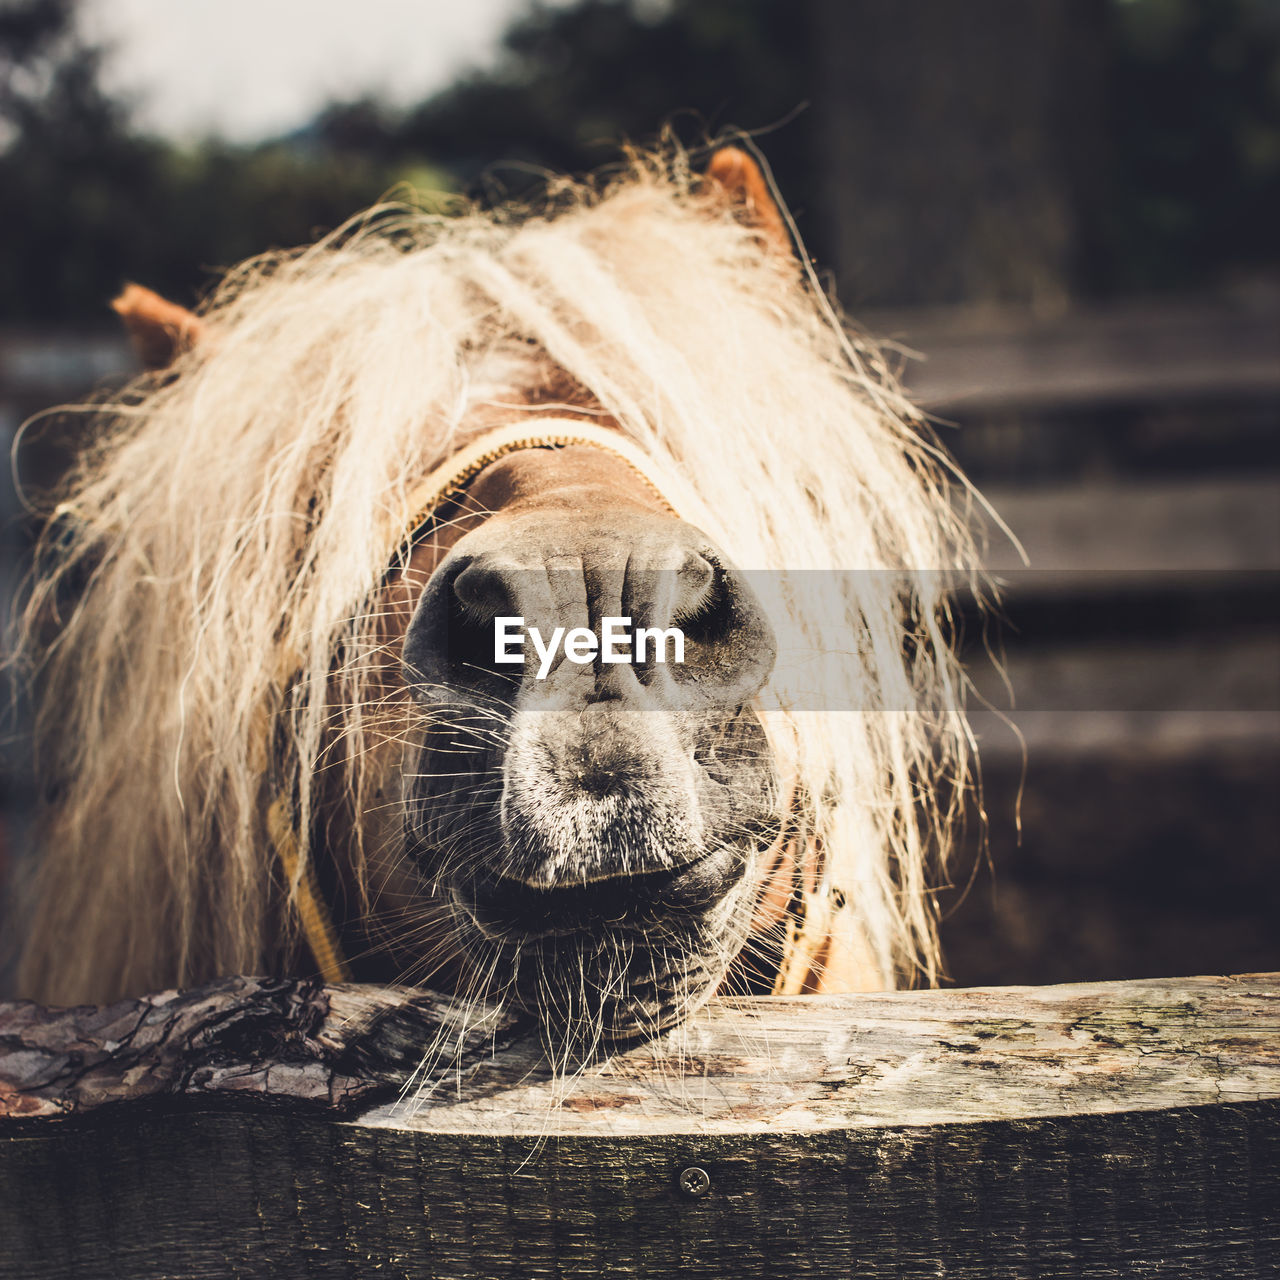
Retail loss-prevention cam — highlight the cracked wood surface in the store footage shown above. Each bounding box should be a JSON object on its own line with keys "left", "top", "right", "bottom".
{"left": 2, "top": 974, "right": 1278, "bottom": 1278}
{"left": 3, "top": 973, "right": 1276, "bottom": 1133}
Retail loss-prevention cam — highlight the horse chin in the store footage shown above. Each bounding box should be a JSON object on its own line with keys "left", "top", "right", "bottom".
{"left": 457, "top": 873, "right": 756, "bottom": 1050}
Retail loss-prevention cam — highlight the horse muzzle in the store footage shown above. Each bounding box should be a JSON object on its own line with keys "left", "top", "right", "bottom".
{"left": 399, "top": 491, "right": 781, "bottom": 1039}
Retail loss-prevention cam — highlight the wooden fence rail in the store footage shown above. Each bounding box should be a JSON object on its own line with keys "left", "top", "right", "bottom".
{"left": 2, "top": 973, "right": 1278, "bottom": 1278}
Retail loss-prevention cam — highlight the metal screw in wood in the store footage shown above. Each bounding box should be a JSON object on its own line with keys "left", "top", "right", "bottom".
{"left": 677, "top": 1165, "right": 711, "bottom": 1198}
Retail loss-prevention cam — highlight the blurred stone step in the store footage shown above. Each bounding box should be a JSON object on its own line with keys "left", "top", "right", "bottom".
{"left": 978, "top": 476, "right": 1280, "bottom": 575}
{"left": 878, "top": 297, "right": 1280, "bottom": 413}
{"left": 967, "top": 633, "right": 1279, "bottom": 721}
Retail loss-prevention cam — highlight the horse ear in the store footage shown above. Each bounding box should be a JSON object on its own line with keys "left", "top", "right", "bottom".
{"left": 704, "top": 147, "right": 792, "bottom": 258}
{"left": 111, "top": 283, "right": 204, "bottom": 370}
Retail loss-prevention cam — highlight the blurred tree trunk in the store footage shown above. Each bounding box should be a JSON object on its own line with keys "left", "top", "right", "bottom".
{"left": 811, "top": 0, "right": 1109, "bottom": 311}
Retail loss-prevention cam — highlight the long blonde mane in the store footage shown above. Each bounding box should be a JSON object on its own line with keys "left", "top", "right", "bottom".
{"left": 14, "top": 148, "right": 978, "bottom": 1005}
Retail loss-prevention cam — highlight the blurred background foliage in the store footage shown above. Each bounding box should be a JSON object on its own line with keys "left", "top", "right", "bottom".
{"left": 1, "top": 0, "right": 1277, "bottom": 323}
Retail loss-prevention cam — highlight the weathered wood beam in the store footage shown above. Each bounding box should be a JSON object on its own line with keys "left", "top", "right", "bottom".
{"left": 2, "top": 973, "right": 1278, "bottom": 1278}
{"left": 0, "top": 975, "right": 526, "bottom": 1120}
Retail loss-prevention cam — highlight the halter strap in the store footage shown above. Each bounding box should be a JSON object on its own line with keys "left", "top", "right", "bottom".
{"left": 395, "top": 417, "right": 722, "bottom": 545}
{"left": 272, "top": 418, "right": 719, "bottom": 983}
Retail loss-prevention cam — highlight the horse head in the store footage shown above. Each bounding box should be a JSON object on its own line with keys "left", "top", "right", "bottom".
{"left": 17, "top": 147, "right": 976, "bottom": 1063}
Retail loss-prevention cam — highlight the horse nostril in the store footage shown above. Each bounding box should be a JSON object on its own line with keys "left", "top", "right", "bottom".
{"left": 654, "top": 552, "right": 777, "bottom": 702}
{"left": 669, "top": 551, "right": 729, "bottom": 634}
{"left": 676, "top": 551, "right": 715, "bottom": 606}
{"left": 452, "top": 559, "right": 514, "bottom": 619}
{"left": 403, "top": 553, "right": 524, "bottom": 701}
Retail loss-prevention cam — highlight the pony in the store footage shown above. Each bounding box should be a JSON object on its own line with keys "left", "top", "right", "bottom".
{"left": 11, "top": 145, "right": 978, "bottom": 1055}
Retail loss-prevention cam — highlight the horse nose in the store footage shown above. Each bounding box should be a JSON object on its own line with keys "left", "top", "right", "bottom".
{"left": 402, "top": 531, "right": 778, "bottom": 707}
